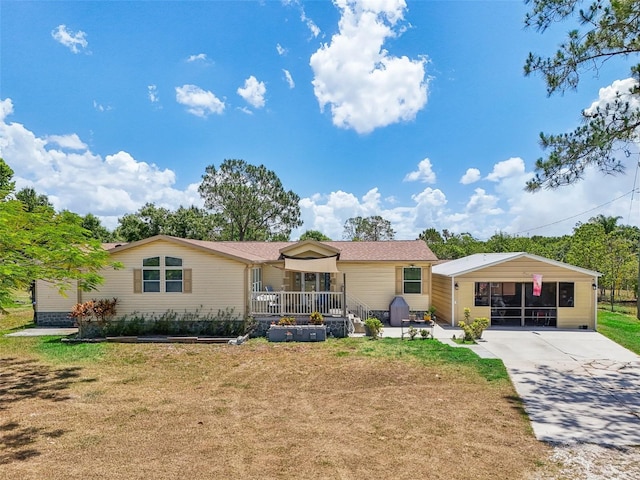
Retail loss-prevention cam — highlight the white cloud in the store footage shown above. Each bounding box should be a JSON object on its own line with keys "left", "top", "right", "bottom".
{"left": 45, "top": 134, "right": 87, "bottom": 150}
{"left": 3, "top": 96, "right": 639, "bottom": 242}
{"left": 148, "top": 85, "right": 159, "bottom": 104}
{"left": 276, "top": 44, "right": 286, "bottom": 56}
{"left": 486, "top": 157, "right": 525, "bottom": 181}
{"left": 0, "top": 98, "right": 202, "bottom": 228}
{"left": 175, "top": 84, "right": 225, "bottom": 117}
{"left": 301, "top": 9, "right": 320, "bottom": 37}
{"left": 284, "top": 0, "right": 320, "bottom": 37}
{"left": 309, "top": 0, "right": 428, "bottom": 133}
{"left": 0, "top": 98, "right": 14, "bottom": 121}
{"left": 93, "top": 100, "right": 112, "bottom": 112}
{"left": 51, "top": 25, "right": 89, "bottom": 54}
{"left": 186, "top": 53, "right": 209, "bottom": 63}
{"left": 460, "top": 168, "right": 481, "bottom": 185}
{"left": 584, "top": 78, "right": 640, "bottom": 116}
{"left": 237, "top": 76, "right": 266, "bottom": 109}
{"left": 283, "top": 69, "right": 295, "bottom": 89}
{"left": 466, "top": 188, "right": 503, "bottom": 215}
{"left": 412, "top": 187, "right": 447, "bottom": 208}
{"left": 404, "top": 158, "right": 436, "bottom": 183}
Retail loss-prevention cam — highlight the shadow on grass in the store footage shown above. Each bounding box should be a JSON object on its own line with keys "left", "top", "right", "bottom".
{"left": 0, "top": 421, "right": 66, "bottom": 465}
{"left": 0, "top": 357, "right": 82, "bottom": 464}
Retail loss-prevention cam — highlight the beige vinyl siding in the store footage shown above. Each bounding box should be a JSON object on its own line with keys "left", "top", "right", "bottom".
{"left": 262, "top": 264, "right": 286, "bottom": 291}
{"left": 431, "top": 274, "right": 452, "bottom": 324}
{"left": 556, "top": 282, "right": 595, "bottom": 329}
{"left": 35, "top": 280, "right": 79, "bottom": 313}
{"left": 92, "top": 240, "right": 248, "bottom": 317}
{"left": 338, "top": 263, "right": 430, "bottom": 311}
{"left": 454, "top": 281, "right": 491, "bottom": 326}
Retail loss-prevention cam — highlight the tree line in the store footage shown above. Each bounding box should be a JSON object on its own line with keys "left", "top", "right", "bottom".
{"left": 4, "top": 154, "right": 638, "bottom": 308}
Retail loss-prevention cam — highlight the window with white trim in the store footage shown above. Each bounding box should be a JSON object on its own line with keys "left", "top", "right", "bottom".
{"left": 142, "top": 256, "right": 161, "bottom": 292}
{"left": 403, "top": 267, "right": 422, "bottom": 294}
{"left": 140, "top": 256, "right": 184, "bottom": 293}
{"left": 165, "top": 256, "right": 183, "bottom": 293}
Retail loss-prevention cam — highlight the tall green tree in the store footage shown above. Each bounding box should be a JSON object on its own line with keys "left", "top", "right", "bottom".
{"left": 566, "top": 222, "right": 607, "bottom": 273}
{"left": 343, "top": 215, "right": 395, "bottom": 241}
{"left": 299, "top": 230, "right": 332, "bottom": 241}
{"left": 82, "top": 213, "right": 114, "bottom": 242}
{"left": 115, "top": 203, "right": 220, "bottom": 242}
{"left": 15, "top": 187, "right": 53, "bottom": 212}
{"left": 418, "top": 227, "right": 443, "bottom": 244}
{"left": 590, "top": 214, "right": 621, "bottom": 235}
{"left": 418, "top": 228, "right": 483, "bottom": 259}
{"left": 524, "top": 0, "right": 640, "bottom": 190}
{"left": 167, "top": 206, "right": 220, "bottom": 240}
{"left": 0, "top": 160, "right": 16, "bottom": 199}
{"left": 0, "top": 159, "right": 117, "bottom": 309}
{"left": 198, "top": 159, "right": 302, "bottom": 241}
{"left": 115, "top": 203, "right": 171, "bottom": 242}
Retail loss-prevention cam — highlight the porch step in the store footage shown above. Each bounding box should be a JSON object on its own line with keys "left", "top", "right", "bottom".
{"left": 351, "top": 315, "right": 366, "bottom": 334}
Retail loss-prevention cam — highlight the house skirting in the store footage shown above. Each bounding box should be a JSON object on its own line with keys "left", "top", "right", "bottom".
{"left": 35, "top": 311, "right": 74, "bottom": 327}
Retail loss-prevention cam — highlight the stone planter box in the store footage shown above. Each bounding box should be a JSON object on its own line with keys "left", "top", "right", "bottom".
{"left": 267, "top": 325, "right": 327, "bottom": 342}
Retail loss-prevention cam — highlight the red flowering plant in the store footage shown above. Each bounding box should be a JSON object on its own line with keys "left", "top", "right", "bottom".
{"left": 70, "top": 298, "right": 118, "bottom": 336}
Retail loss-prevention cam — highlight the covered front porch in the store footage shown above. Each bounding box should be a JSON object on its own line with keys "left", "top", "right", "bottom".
{"left": 250, "top": 290, "right": 346, "bottom": 317}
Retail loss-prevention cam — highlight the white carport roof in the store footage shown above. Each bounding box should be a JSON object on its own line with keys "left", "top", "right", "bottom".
{"left": 432, "top": 252, "right": 601, "bottom": 278}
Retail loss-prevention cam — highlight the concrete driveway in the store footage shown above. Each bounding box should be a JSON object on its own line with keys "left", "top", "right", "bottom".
{"left": 478, "top": 329, "right": 640, "bottom": 445}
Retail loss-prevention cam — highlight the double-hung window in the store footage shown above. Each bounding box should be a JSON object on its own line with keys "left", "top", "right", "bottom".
{"left": 403, "top": 267, "right": 422, "bottom": 294}
{"left": 165, "top": 257, "right": 183, "bottom": 293}
{"left": 142, "top": 256, "right": 161, "bottom": 292}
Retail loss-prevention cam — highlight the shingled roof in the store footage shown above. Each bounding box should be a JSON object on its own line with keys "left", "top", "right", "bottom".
{"left": 106, "top": 235, "right": 437, "bottom": 263}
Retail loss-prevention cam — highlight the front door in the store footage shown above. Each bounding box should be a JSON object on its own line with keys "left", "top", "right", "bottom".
{"left": 297, "top": 272, "right": 331, "bottom": 292}
{"left": 303, "top": 273, "right": 317, "bottom": 292}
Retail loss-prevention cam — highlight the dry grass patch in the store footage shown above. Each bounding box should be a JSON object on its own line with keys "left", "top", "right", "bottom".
{"left": 0, "top": 337, "right": 553, "bottom": 479}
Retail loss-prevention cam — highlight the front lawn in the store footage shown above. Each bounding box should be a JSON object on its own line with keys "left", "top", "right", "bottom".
{"left": 597, "top": 310, "right": 640, "bottom": 355}
{"left": 0, "top": 308, "right": 555, "bottom": 479}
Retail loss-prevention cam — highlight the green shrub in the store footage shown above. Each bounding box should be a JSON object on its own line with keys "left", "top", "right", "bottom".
{"left": 278, "top": 316, "right": 296, "bottom": 326}
{"left": 458, "top": 317, "right": 489, "bottom": 342}
{"left": 420, "top": 328, "right": 431, "bottom": 339}
{"left": 80, "top": 307, "right": 253, "bottom": 338}
{"left": 406, "top": 326, "right": 418, "bottom": 340}
{"left": 364, "top": 317, "right": 383, "bottom": 339}
{"left": 309, "top": 311, "right": 324, "bottom": 325}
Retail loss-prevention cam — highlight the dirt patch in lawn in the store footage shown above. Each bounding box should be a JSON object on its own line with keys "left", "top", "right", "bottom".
{"left": 0, "top": 339, "right": 555, "bottom": 479}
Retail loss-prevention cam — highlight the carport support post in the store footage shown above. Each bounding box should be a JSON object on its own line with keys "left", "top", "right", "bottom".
{"left": 450, "top": 277, "right": 456, "bottom": 327}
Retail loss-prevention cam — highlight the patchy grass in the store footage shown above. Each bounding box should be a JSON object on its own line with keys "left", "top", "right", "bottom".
{"left": 330, "top": 337, "right": 510, "bottom": 384}
{"left": 0, "top": 314, "right": 555, "bottom": 480}
{"left": 598, "top": 310, "right": 640, "bottom": 355}
{"left": 0, "top": 304, "right": 34, "bottom": 334}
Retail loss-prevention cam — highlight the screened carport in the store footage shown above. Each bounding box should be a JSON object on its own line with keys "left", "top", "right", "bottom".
{"left": 431, "top": 252, "right": 600, "bottom": 330}
{"left": 475, "top": 281, "right": 576, "bottom": 327}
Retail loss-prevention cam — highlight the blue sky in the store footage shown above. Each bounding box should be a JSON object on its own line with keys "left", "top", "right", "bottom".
{"left": 1, "top": 0, "right": 639, "bottom": 240}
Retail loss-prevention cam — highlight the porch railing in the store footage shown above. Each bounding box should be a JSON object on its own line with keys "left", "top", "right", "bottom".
{"left": 346, "top": 294, "right": 370, "bottom": 322}
{"left": 250, "top": 291, "right": 345, "bottom": 317}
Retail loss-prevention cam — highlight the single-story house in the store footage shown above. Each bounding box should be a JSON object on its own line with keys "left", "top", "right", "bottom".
{"left": 34, "top": 235, "right": 438, "bottom": 327}
{"left": 431, "top": 252, "right": 600, "bottom": 329}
